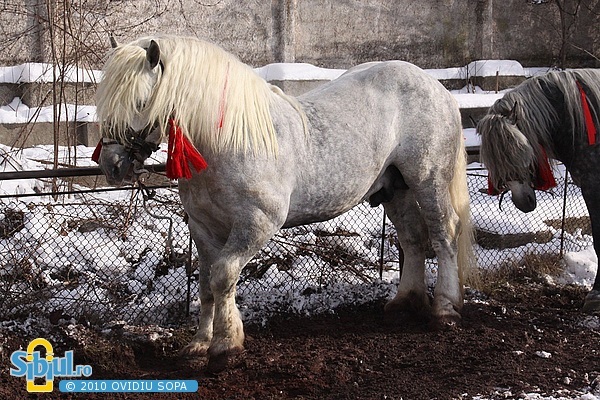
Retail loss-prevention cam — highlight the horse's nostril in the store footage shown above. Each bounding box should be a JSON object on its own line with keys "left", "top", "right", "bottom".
{"left": 529, "top": 193, "right": 536, "bottom": 205}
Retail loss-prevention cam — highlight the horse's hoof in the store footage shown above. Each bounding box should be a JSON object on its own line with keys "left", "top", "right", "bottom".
{"left": 206, "top": 347, "right": 243, "bottom": 374}
{"left": 206, "top": 352, "right": 229, "bottom": 374}
{"left": 179, "top": 341, "right": 209, "bottom": 359}
{"left": 430, "top": 314, "right": 462, "bottom": 331}
{"left": 384, "top": 291, "right": 431, "bottom": 315}
{"left": 582, "top": 290, "right": 600, "bottom": 314}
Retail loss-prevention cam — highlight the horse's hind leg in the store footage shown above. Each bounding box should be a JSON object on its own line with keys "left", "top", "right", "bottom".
{"left": 415, "top": 183, "right": 463, "bottom": 325}
{"left": 383, "top": 190, "right": 431, "bottom": 315}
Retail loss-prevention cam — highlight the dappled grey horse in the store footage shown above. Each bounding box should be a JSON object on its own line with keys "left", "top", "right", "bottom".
{"left": 478, "top": 69, "right": 600, "bottom": 313}
{"left": 95, "top": 35, "right": 474, "bottom": 371}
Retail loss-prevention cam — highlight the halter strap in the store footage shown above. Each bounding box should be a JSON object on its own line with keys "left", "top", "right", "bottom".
{"left": 92, "top": 119, "right": 208, "bottom": 181}
{"left": 91, "top": 122, "right": 160, "bottom": 164}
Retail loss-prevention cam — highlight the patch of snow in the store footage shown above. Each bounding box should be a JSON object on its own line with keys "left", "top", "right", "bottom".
{"left": 0, "top": 97, "right": 96, "bottom": 123}
{"left": 535, "top": 350, "right": 553, "bottom": 359}
{"left": 0, "top": 63, "right": 102, "bottom": 83}
{"left": 255, "top": 62, "right": 345, "bottom": 81}
{"left": 424, "top": 67, "right": 467, "bottom": 80}
{"left": 467, "top": 60, "right": 526, "bottom": 77}
{"left": 560, "top": 246, "right": 598, "bottom": 288}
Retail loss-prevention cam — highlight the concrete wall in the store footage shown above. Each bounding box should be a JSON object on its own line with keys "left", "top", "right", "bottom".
{"left": 0, "top": 0, "right": 598, "bottom": 148}
{"left": 0, "top": 0, "right": 598, "bottom": 70}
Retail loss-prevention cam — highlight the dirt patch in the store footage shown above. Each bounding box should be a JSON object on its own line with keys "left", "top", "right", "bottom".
{"left": 1, "top": 278, "right": 599, "bottom": 399}
{"left": 545, "top": 216, "right": 592, "bottom": 236}
{"left": 475, "top": 228, "right": 553, "bottom": 250}
{"left": 474, "top": 216, "right": 592, "bottom": 251}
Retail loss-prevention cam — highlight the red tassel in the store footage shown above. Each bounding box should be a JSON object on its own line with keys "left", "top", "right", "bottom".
{"left": 487, "top": 175, "right": 500, "bottom": 195}
{"left": 166, "top": 119, "right": 208, "bottom": 180}
{"left": 91, "top": 140, "right": 102, "bottom": 163}
{"left": 534, "top": 147, "right": 556, "bottom": 191}
{"left": 577, "top": 81, "right": 597, "bottom": 145}
{"left": 487, "top": 147, "right": 556, "bottom": 195}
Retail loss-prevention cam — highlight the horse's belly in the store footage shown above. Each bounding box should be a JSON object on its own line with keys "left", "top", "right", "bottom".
{"left": 283, "top": 178, "right": 374, "bottom": 228}
{"left": 283, "top": 203, "right": 359, "bottom": 228}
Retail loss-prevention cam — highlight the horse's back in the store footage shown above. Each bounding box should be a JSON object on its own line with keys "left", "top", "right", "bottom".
{"left": 298, "top": 60, "right": 459, "bottom": 141}
{"left": 279, "top": 60, "right": 462, "bottom": 226}
{"left": 295, "top": 60, "right": 461, "bottom": 174}
{"left": 299, "top": 60, "right": 451, "bottom": 104}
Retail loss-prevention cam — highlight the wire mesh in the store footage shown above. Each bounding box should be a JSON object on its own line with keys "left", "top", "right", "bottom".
{"left": 0, "top": 163, "right": 592, "bottom": 327}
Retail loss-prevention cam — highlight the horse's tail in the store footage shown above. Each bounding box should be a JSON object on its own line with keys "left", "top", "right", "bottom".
{"left": 449, "top": 142, "right": 478, "bottom": 290}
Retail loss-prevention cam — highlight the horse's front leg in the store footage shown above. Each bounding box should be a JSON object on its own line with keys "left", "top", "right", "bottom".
{"left": 207, "top": 214, "right": 283, "bottom": 372}
{"left": 582, "top": 189, "right": 600, "bottom": 313}
{"left": 180, "top": 221, "right": 219, "bottom": 358}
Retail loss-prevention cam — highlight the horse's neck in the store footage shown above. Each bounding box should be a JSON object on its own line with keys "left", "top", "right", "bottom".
{"left": 535, "top": 80, "right": 573, "bottom": 165}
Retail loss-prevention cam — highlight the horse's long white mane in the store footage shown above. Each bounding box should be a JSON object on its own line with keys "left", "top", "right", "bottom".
{"left": 97, "top": 35, "right": 303, "bottom": 155}
{"left": 478, "top": 69, "right": 600, "bottom": 187}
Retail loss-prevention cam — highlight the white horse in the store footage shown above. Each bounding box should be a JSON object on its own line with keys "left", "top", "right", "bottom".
{"left": 95, "top": 35, "right": 474, "bottom": 371}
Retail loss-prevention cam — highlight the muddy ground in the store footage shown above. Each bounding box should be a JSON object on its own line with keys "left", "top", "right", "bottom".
{"left": 1, "top": 272, "right": 599, "bottom": 400}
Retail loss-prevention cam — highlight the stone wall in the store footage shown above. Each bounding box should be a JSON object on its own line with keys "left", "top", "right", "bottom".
{"left": 0, "top": 0, "right": 598, "bottom": 148}
{"left": 0, "top": 0, "right": 598, "bottom": 70}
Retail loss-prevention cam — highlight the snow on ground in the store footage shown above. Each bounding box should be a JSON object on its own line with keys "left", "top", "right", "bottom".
{"left": 0, "top": 62, "right": 102, "bottom": 83}
{"left": 0, "top": 61, "right": 598, "bottom": 399}
{"left": 0, "top": 97, "right": 97, "bottom": 124}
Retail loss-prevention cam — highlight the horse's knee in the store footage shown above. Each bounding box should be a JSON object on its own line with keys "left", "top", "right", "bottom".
{"left": 209, "top": 261, "right": 240, "bottom": 295}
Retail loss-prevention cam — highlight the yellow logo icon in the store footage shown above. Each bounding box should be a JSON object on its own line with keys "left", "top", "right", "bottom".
{"left": 25, "top": 338, "right": 54, "bottom": 392}
{"left": 10, "top": 337, "right": 92, "bottom": 393}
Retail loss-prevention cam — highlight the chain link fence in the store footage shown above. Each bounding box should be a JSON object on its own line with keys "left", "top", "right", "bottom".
{"left": 0, "top": 163, "right": 591, "bottom": 327}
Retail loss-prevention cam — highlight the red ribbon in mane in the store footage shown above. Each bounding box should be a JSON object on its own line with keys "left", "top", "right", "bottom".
{"left": 576, "top": 80, "right": 597, "bottom": 145}
{"left": 532, "top": 147, "right": 556, "bottom": 191}
{"left": 166, "top": 118, "right": 208, "bottom": 180}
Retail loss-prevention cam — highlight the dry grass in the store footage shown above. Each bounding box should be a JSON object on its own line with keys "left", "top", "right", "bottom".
{"left": 477, "top": 253, "right": 565, "bottom": 294}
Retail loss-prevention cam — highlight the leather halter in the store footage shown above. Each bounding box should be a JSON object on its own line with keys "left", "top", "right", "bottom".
{"left": 92, "top": 121, "right": 160, "bottom": 164}
{"left": 121, "top": 122, "right": 161, "bottom": 163}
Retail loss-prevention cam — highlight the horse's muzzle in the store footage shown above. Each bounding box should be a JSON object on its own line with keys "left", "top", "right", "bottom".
{"left": 97, "top": 140, "right": 138, "bottom": 186}
{"left": 507, "top": 181, "right": 537, "bottom": 213}
{"left": 99, "top": 155, "right": 134, "bottom": 186}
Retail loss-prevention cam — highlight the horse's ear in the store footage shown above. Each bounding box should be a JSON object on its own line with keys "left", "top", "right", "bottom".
{"left": 109, "top": 36, "right": 119, "bottom": 48}
{"left": 146, "top": 40, "right": 161, "bottom": 70}
{"left": 508, "top": 101, "right": 518, "bottom": 125}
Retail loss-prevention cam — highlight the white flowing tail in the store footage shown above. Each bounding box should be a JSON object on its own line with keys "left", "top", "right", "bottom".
{"left": 449, "top": 145, "right": 477, "bottom": 288}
